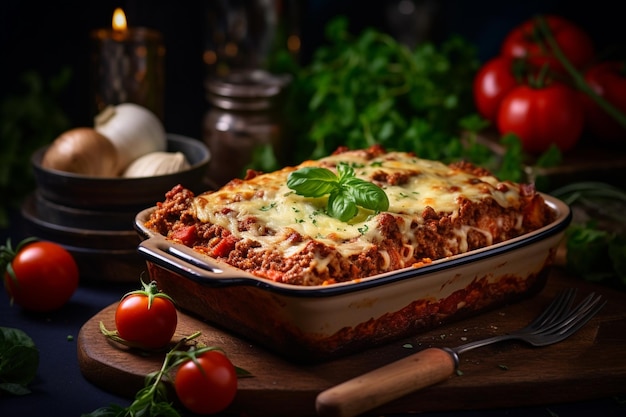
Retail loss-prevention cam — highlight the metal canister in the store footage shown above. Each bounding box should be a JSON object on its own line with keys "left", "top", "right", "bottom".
{"left": 203, "top": 70, "right": 291, "bottom": 187}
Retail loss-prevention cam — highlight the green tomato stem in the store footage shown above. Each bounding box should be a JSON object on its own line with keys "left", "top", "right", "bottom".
{"left": 128, "top": 332, "right": 204, "bottom": 416}
{"left": 121, "top": 278, "right": 176, "bottom": 310}
{"left": 535, "top": 15, "right": 626, "bottom": 129}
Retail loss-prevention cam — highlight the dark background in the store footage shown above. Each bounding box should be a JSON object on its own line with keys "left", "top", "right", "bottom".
{"left": 0, "top": 3, "right": 625, "bottom": 415}
{"left": 1, "top": 0, "right": 623, "bottom": 142}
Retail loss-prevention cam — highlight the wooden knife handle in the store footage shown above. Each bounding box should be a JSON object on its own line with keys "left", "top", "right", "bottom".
{"left": 315, "top": 347, "right": 457, "bottom": 417}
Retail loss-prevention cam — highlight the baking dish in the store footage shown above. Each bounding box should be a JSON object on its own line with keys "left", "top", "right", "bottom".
{"left": 134, "top": 194, "right": 571, "bottom": 362}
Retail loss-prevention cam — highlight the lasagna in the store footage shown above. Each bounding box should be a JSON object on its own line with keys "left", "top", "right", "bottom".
{"left": 144, "top": 145, "right": 555, "bottom": 286}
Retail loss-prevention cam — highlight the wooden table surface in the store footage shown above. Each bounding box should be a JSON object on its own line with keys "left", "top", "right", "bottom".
{"left": 77, "top": 267, "right": 626, "bottom": 417}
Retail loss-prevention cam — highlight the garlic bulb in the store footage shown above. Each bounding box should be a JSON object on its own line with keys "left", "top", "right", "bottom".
{"left": 122, "top": 151, "right": 191, "bottom": 178}
{"left": 41, "top": 127, "right": 119, "bottom": 177}
{"left": 94, "top": 103, "right": 167, "bottom": 172}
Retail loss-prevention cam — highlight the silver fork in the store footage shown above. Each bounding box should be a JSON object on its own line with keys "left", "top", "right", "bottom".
{"left": 316, "top": 289, "right": 607, "bottom": 417}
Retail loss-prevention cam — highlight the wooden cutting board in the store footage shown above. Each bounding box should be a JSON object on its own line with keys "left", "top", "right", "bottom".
{"left": 77, "top": 268, "right": 626, "bottom": 417}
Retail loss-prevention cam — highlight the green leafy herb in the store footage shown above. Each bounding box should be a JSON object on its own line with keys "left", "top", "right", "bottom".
{"left": 260, "top": 202, "right": 277, "bottom": 211}
{"left": 0, "top": 69, "right": 71, "bottom": 229}
{"left": 257, "top": 16, "right": 571, "bottom": 189}
{"left": 551, "top": 181, "right": 626, "bottom": 289}
{"left": 287, "top": 163, "right": 389, "bottom": 222}
{"left": 0, "top": 327, "right": 40, "bottom": 395}
{"left": 266, "top": 16, "right": 505, "bottom": 170}
{"left": 82, "top": 331, "right": 251, "bottom": 417}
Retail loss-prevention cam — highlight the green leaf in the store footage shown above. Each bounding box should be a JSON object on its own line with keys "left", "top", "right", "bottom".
{"left": 0, "top": 327, "right": 39, "bottom": 395}
{"left": 287, "top": 167, "right": 339, "bottom": 197}
{"left": 496, "top": 133, "right": 525, "bottom": 182}
{"left": 328, "top": 190, "right": 358, "bottom": 222}
{"left": 565, "top": 225, "right": 613, "bottom": 281}
{"left": 343, "top": 177, "right": 389, "bottom": 212}
{"left": 336, "top": 163, "right": 355, "bottom": 182}
{"left": 535, "top": 144, "right": 562, "bottom": 168}
{"left": 287, "top": 163, "right": 389, "bottom": 222}
{"left": 0, "top": 382, "right": 33, "bottom": 396}
{"left": 81, "top": 404, "right": 127, "bottom": 417}
{"left": 0, "top": 70, "right": 71, "bottom": 229}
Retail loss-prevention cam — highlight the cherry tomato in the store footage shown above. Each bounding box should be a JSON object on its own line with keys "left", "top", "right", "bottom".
{"left": 501, "top": 15, "right": 594, "bottom": 74}
{"left": 581, "top": 61, "right": 626, "bottom": 141}
{"left": 174, "top": 350, "right": 238, "bottom": 415}
{"left": 114, "top": 280, "right": 177, "bottom": 349}
{"left": 473, "top": 56, "right": 520, "bottom": 122}
{"left": 497, "top": 82, "right": 584, "bottom": 154}
{"left": 2, "top": 238, "right": 79, "bottom": 312}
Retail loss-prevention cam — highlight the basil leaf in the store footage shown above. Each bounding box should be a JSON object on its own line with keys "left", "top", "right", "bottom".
{"left": 343, "top": 177, "right": 389, "bottom": 212}
{"left": 336, "top": 162, "right": 355, "bottom": 181}
{"left": 287, "top": 164, "right": 389, "bottom": 222}
{"left": 0, "top": 327, "right": 39, "bottom": 395}
{"left": 287, "top": 167, "right": 338, "bottom": 197}
{"left": 328, "top": 190, "right": 358, "bottom": 222}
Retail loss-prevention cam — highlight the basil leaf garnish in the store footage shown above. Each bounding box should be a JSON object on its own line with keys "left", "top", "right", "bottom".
{"left": 287, "top": 162, "right": 389, "bottom": 221}
{"left": 286, "top": 167, "right": 338, "bottom": 197}
{"left": 343, "top": 176, "right": 389, "bottom": 213}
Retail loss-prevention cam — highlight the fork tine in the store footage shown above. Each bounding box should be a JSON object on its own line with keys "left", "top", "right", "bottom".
{"left": 560, "top": 297, "right": 606, "bottom": 337}
{"left": 540, "top": 292, "right": 599, "bottom": 333}
{"left": 545, "top": 293, "right": 606, "bottom": 337}
{"left": 452, "top": 289, "right": 604, "bottom": 354}
{"left": 527, "top": 288, "right": 577, "bottom": 331}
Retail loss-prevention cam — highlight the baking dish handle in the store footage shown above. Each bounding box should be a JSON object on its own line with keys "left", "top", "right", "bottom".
{"left": 137, "top": 236, "right": 257, "bottom": 286}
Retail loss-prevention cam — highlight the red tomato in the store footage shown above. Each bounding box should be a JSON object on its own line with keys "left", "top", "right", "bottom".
{"left": 473, "top": 56, "right": 520, "bottom": 122}
{"left": 497, "top": 82, "right": 584, "bottom": 154}
{"left": 501, "top": 15, "right": 594, "bottom": 73}
{"left": 171, "top": 225, "right": 196, "bottom": 246}
{"left": 114, "top": 280, "right": 177, "bottom": 349}
{"left": 210, "top": 234, "right": 238, "bottom": 258}
{"left": 174, "top": 350, "right": 238, "bottom": 415}
{"left": 2, "top": 239, "right": 79, "bottom": 312}
{"left": 581, "top": 61, "right": 626, "bottom": 141}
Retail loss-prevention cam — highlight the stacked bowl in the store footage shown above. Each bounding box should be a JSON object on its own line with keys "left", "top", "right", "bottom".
{"left": 21, "top": 105, "right": 211, "bottom": 282}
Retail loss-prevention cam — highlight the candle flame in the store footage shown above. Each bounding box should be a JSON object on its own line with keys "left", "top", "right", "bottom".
{"left": 112, "top": 8, "right": 127, "bottom": 32}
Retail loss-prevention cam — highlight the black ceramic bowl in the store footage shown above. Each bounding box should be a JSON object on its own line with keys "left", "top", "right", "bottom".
{"left": 32, "top": 134, "right": 210, "bottom": 211}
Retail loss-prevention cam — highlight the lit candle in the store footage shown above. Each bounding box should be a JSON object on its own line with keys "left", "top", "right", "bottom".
{"left": 90, "top": 8, "right": 165, "bottom": 119}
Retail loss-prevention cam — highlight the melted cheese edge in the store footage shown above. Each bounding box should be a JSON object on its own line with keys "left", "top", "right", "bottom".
{"left": 193, "top": 152, "right": 522, "bottom": 260}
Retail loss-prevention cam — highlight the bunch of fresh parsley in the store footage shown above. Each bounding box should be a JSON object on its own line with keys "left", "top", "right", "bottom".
{"left": 268, "top": 16, "right": 509, "bottom": 174}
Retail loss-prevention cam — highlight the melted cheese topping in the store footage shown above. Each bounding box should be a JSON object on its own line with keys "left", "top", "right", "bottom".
{"left": 193, "top": 151, "right": 522, "bottom": 259}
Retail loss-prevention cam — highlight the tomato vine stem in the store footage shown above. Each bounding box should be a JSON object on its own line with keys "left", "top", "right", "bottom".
{"left": 534, "top": 15, "right": 626, "bottom": 129}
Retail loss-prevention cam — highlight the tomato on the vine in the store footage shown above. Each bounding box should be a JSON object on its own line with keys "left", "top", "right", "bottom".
{"left": 497, "top": 82, "right": 584, "bottom": 154}
{"left": 501, "top": 15, "right": 594, "bottom": 74}
{"left": 473, "top": 56, "right": 521, "bottom": 123}
{"left": 174, "top": 350, "right": 238, "bottom": 415}
{"left": 581, "top": 61, "right": 626, "bottom": 141}
{"left": 1, "top": 238, "right": 79, "bottom": 312}
{"left": 114, "top": 280, "right": 177, "bottom": 349}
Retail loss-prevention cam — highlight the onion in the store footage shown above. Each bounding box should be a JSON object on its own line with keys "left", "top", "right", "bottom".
{"left": 41, "top": 127, "right": 119, "bottom": 177}
{"left": 94, "top": 103, "right": 167, "bottom": 172}
{"left": 122, "top": 151, "right": 190, "bottom": 178}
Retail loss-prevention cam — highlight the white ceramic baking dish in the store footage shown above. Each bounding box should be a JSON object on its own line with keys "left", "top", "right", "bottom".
{"left": 134, "top": 194, "right": 571, "bottom": 362}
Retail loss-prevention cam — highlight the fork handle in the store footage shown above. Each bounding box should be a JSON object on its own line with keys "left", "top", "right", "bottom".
{"left": 315, "top": 347, "right": 457, "bottom": 417}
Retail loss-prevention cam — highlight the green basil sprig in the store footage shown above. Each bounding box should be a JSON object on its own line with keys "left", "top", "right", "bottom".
{"left": 287, "top": 163, "right": 389, "bottom": 222}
